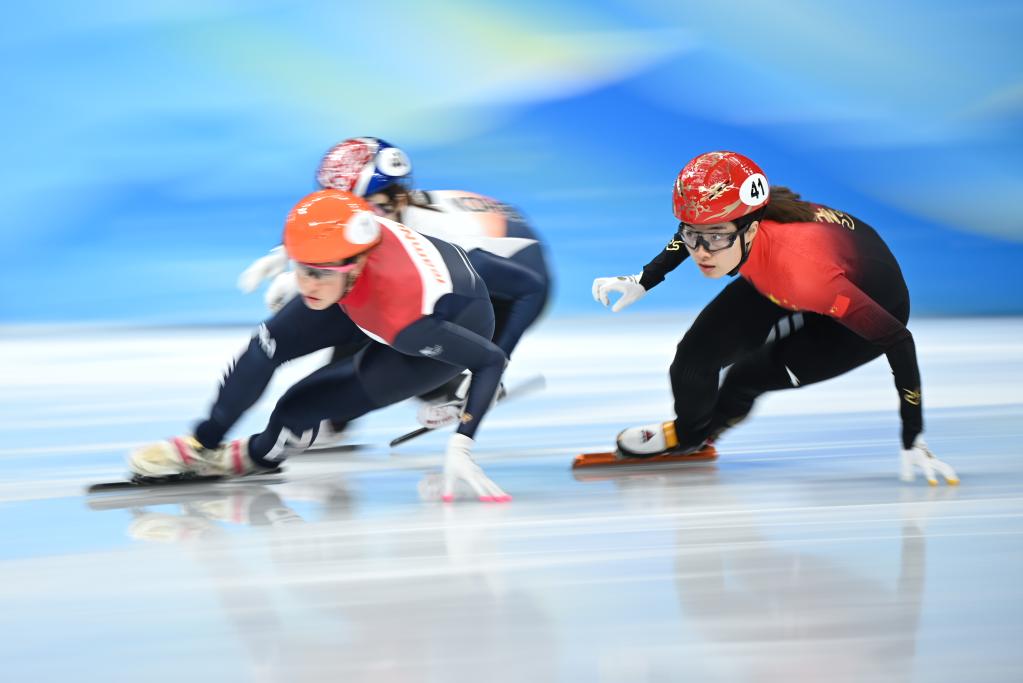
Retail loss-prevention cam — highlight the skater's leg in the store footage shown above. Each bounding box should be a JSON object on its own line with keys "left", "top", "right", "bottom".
{"left": 468, "top": 246, "right": 548, "bottom": 357}
{"left": 245, "top": 296, "right": 499, "bottom": 468}
{"left": 707, "top": 309, "right": 904, "bottom": 440}
{"left": 390, "top": 299, "right": 504, "bottom": 440}
{"left": 247, "top": 340, "right": 475, "bottom": 466}
{"left": 321, "top": 337, "right": 373, "bottom": 435}
{"left": 329, "top": 337, "right": 372, "bottom": 365}
{"left": 247, "top": 356, "right": 377, "bottom": 466}
{"left": 509, "top": 241, "right": 554, "bottom": 317}
{"left": 668, "top": 278, "right": 787, "bottom": 449}
{"left": 193, "top": 297, "right": 366, "bottom": 448}
{"left": 617, "top": 279, "right": 785, "bottom": 457}
{"left": 703, "top": 342, "right": 793, "bottom": 442}
{"left": 417, "top": 246, "right": 547, "bottom": 406}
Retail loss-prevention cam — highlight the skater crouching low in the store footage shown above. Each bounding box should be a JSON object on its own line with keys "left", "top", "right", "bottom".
{"left": 592, "top": 151, "right": 957, "bottom": 485}
{"left": 130, "top": 189, "right": 510, "bottom": 502}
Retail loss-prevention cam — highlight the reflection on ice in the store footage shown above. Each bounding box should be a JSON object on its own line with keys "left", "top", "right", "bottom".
{"left": 0, "top": 318, "right": 1021, "bottom": 681}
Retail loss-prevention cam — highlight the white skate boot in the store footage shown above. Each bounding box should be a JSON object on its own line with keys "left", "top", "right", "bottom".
{"left": 616, "top": 421, "right": 685, "bottom": 458}
{"left": 416, "top": 376, "right": 506, "bottom": 430}
{"left": 574, "top": 421, "right": 718, "bottom": 469}
{"left": 128, "top": 436, "right": 256, "bottom": 479}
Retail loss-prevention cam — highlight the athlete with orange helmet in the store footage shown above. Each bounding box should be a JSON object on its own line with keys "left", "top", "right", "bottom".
{"left": 130, "top": 190, "right": 511, "bottom": 501}
{"left": 592, "top": 151, "right": 957, "bottom": 485}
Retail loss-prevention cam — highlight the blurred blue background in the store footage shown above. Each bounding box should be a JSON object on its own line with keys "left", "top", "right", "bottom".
{"left": 2, "top": 0, "right": 1021, "bottom": 323}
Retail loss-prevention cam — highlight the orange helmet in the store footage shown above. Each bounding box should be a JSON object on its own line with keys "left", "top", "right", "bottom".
{"left": 283, "top": 189, "right": 382, "bottom": 264}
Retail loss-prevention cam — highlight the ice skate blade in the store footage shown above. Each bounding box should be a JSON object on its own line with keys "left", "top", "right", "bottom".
{"left": 571, "top": 446, "right": 718, "bottom": 470}
{"left": 301, "top": 442, "right": 365, "bottom": 454}
{"left": 86, "top": 467, "right": 284, "bottom": 494}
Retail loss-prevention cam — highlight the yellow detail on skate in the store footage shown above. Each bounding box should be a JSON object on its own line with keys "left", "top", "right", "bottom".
{"left": 662, "top": 421, "right": 679, "bottom": 449}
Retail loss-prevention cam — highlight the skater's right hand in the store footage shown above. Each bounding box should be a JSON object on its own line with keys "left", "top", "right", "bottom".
{"left": 264, "top": 270, "right": 300, "bottom": 313}
{"left": 592, "top": 274, "right": 645, "bottom": 312}
{"left": 900, "top": 436, "right": 959, "bottom": 486}
{"left": 237, "top": 246, "right": 289, "bottom": 293}
{"left": 443, "top": 434, "right": 511, "bottom": 503}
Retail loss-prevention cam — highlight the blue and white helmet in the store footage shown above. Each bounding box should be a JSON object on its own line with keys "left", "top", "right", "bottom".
{"left": 315, "top": 137, "right": 413, "bottom": 197}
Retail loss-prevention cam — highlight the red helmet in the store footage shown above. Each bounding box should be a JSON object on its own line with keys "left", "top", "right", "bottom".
{"left": 672, "top": 151, "right": 769, "bottom": 225}
{"left": 283, "top": 189, "right": 381, "bottom": 264}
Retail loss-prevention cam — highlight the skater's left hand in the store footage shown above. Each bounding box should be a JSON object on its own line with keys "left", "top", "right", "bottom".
{"left": 900, "top": 436, "right": 959, "bottom": 486}
{"left": 443, "top": 434, "right": 511, "bottom": 503}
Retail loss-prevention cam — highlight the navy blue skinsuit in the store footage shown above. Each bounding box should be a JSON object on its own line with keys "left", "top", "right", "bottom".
{"left": 194, "top": 218, "right": 506, "bottom": 467}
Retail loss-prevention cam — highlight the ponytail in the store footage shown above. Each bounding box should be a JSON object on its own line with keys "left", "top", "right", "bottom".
{"left": 763, "top": 186, "right": 818, "bottom": 223}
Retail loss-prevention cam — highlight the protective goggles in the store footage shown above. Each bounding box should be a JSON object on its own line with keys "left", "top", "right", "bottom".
{"left": 678, "top": 222, "right": 747, "bottom": 253}
{"left": 294, "top": 260, "right": 360, "bottom": 280}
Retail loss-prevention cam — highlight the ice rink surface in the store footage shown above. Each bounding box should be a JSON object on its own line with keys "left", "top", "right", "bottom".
{"left": 1, "top": 315, "right": 1021, "bottom": 682}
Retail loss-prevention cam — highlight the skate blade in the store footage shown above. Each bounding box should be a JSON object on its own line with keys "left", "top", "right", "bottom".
{"left": 86, "top": 467, "right": 284, "bottom": 494}
{"left": 571, "top": 446, "right": 718, "bottom": 470}
{"left": 303, "top": 442, "right": 365, "bottom": 454}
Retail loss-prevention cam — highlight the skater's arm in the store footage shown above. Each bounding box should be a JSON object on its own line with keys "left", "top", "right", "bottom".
{"left": 813, "top": 275, "right": 923, "bottom": 448}
{"left": 885, "top": 336, "right": 923, "bottom": 450}
{"left": 593, "top": 229, "right": 689, "bottom": 312}
{"left": 820, "top": 277, "right": 956, "bottom": 483}
{"left": 639, "top": 228, "right": 690, "bottom": 290}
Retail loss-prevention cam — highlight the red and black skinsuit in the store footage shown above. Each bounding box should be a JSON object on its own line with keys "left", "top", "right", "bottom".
{"left": 640, "top": 206, "right": 923, "bottom": 451}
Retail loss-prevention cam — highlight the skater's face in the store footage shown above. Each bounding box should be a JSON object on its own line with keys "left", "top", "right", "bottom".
{"left": 366, "top": 190, "right": 408, "bottom": 221}
{"left": 295, "top": 257, "right": 368, "bottom": 309}
{"left": 682, "top": 221, "right": 758, "bottom": 278}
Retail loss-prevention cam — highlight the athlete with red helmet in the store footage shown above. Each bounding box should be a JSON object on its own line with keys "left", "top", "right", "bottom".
{"left": 592, "top": 151, "right": 957, "bottom": 485}
{"left": 130, "top": 190, "right": 510, "bottom": 502}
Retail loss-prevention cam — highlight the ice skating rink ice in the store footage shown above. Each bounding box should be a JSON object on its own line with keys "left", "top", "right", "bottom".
{"left": 1, "top": 315, "right": 1021, "bottom": 682}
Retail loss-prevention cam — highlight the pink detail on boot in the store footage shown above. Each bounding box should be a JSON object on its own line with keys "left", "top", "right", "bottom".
{"left": 172, "top": 437, "right": 193, "bottom": 465}
{"left": 231, "top": 440, "right": 243, "bottom": 474}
